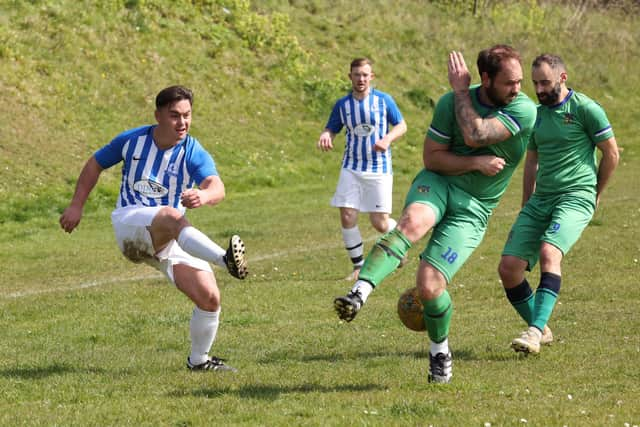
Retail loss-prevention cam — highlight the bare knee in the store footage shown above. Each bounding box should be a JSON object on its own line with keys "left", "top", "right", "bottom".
{"left": 174, "top": 266, "right": 221, "bottom": 311}
{"left": 539, "top": 242, "right": 563, "bottom": 274}
{"left": 339, "top": 208, "right": 358, "bottom": 228}
{"left": 154, "top": 207, "right": 189, "bottom": 231}
{"left": 197, "top": 291, "right": 221, "bottom": 312}
{"left": 369, "top": 213, "right": 389, "bottom": 233}
{"left": 397, "top": 205, "right": 435, "bottom": 243}
{"left": 148, "top": 207, "right": 191, "bottom": 250}
{"left": 416, "top": 263, "right": 447, "bottom": 300}
{"left": 498, "top": 255, "right": 527, "bottom": 288}
{"left": 189, "top": 283, "right": 220, "bottom": 312}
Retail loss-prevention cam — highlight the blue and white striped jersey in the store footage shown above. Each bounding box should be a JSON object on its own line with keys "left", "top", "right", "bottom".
{"left": 326, "top": 89, "right": 403, "bottom": 174}
{"left": 94, "top": 125, "right": 217, "bottom": 212}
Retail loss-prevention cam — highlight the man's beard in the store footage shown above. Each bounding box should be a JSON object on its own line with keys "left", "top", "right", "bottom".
{"left": 537, "top": 82, "right": 562, "bottom": 106}
{"left": 487, "top": 83, "right": 516, "bottom": 107}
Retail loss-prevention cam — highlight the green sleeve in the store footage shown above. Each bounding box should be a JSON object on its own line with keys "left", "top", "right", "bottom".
{"left": 494, "top": 94, "right": 537, "bottom": 137}
{"left": 579, "top": 101, "right": 614, "bottom": 144}
{"left": 426, "top": 92, "right": 455, "bottom": 145}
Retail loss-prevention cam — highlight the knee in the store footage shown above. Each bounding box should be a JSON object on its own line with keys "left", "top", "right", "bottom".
{"left": 498, "top": 256, "right": 526, "bottom": 288}
{"left": 370, "top": 216, "right": 388, "bottom": 233}
{"left": 497, "top": 258, "right": 514, "bottom": 281}
{"left": 396, "top": 204, "right": 436, "bottom": 243}
{"left": 539, "top": 243, "right": 562, "bottom": 265}
{"left": 157, "top": 206, "right": 185, "bottom": 221}
{"left": 197, "top": 291, "right": 221, "bottom": 312}
{"left": 416, "top": 267, "right": 446, "bottom": 300}
{"left": 154, "top": 207, "right": 190, "bottom": 231}
{"left": 340, "top": 209, "right": 358, "bottom": 228}
{"left": 397, "top": 214, "right": 424, "bottom": 243}
{"left": 417, "top": 281, "right": 445, "bottom": 301}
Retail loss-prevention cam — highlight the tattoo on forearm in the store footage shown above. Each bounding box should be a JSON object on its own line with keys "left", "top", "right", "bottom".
{"left": 454, "top": 91, "right": 502, "bottom": 146}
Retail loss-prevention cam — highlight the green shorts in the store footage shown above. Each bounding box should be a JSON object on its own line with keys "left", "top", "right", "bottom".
{"left": 502, "top": 190, "right": 596, "bottom": 270}
{"left": 405, "top": 169, "right": 492, "bottom": 283}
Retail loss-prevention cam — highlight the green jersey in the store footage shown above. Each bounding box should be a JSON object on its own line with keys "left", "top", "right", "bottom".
{"left": 529, "top": 90, "right": 614, "bottom": 195}
{"left": 427, "top": 85, "right": 537, "bottom": 208}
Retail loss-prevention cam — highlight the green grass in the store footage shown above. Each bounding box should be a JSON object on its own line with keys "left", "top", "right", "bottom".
{"left": 1, "top": 0, "right": 640, "bottom": 425}
{"left": 2, "top": 180, "right": 639, "bottom": 426}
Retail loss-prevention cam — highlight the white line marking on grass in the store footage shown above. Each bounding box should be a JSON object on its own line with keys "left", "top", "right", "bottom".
{"left": 4, "top": 275, "right": 164, "bottom": 299}
{"left": 4, "top": 236, "right": 379, "bottom": 299}
{"left": 7, "top": 193, "right": 633, "bottom": 300}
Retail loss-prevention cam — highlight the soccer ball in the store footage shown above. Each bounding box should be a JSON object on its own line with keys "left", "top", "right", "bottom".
{"left": 397, "top": 287, "right": 426, "bottom": 332}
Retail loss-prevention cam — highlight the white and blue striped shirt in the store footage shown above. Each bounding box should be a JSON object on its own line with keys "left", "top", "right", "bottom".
{"left": 326, "top": 89, "right": 403, "bottom": 174}
{"left": 94, "top": 125, "right": 217, "bottom": 212}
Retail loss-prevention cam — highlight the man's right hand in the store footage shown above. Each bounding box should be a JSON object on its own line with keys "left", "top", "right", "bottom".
{"left": 474, "top": 155, "right": 506, "bottom": 176}
{"left": 317, "top": 131, "right": 334, "bottom": 151}
{"left": 448, "top": 51, "right": 472, "bottom": 93}
{"left": 59, "top": 205, "right": 83, "bottom": 233}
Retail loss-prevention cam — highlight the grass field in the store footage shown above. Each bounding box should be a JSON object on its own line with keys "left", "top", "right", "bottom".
{"left": 2, "top": 173, "right": 639, "bottom": 426}
{"left": 1, "top": 0, "right": 640, "bottom": 426}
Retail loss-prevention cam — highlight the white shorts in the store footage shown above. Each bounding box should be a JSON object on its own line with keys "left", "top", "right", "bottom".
{"left": 111, "top": 206, "right": 212, "bottom": 284}
{"left": 331, "top": 169, "right": 393, "bottom": 213}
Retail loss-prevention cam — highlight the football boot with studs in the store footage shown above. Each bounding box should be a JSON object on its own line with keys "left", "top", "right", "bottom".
{"left": 187, "top": 356, "right": 237, "bottom": 372}
{"left": 334, "top": 291, "right": 363, "bottom": 322}
{"left": 224, "top": 235, "right": 248, "bottom": 279}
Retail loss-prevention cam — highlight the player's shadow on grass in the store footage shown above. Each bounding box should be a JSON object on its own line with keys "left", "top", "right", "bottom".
{"left": 258, "top": 347, "right": 512, "bottom": 364}
{"left": 255, "top": 350, "right": 422, "bottom": 364}
{"left": 0, "top": 363, "right": 107, "bottom": 380}
{"left": 170, "top": 383, "right": 384, "bottom": 401}
{"left": 299, "top": 350, "right": 429, "bottom": 363}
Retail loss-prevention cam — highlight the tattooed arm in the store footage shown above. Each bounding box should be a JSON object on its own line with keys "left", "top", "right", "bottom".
{"left": 448, "top": 51, "right": 513, "bottom": 148}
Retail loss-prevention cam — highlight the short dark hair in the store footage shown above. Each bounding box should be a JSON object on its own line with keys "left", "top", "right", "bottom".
{"left": 155, "top": 85, "right": 193, "bottom": 110}
{"left": 476, "top": 45, "right": 522, "bottom": 80}
{"left": 350, "top": 57, "right": 373, "bottom": 71}
{"left": 532, "top": 54, "right": 566, "bottom": 72}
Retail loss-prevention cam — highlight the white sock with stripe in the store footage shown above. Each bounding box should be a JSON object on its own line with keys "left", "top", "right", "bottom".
{"left": 341, "top": 225, "right": 364, "bottom": 269}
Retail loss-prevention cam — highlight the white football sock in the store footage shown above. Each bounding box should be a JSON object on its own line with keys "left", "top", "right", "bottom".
{"left": 341, "top": 225, "right": 364, "bottom": 268}
{"left": 177, "top": 226, "right": 226, "bottom": 267}
{"left": 351, "top": 280, "right": 373, "bottom": 303}
{"left": 189, "top": 306, "right": 220, "bottom": 365}
{"left": 385, "top": 217, "right": 397, "bottom": 232}
{"left": 430, "top": 338, "right": 449, "bottom": 356}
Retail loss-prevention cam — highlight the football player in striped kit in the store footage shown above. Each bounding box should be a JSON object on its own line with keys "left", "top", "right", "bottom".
{"left": 60, "top": 86, "right": 247, "bottom": 372}
{"left": 317, "top": 58, "right": 407, "bottom": 281}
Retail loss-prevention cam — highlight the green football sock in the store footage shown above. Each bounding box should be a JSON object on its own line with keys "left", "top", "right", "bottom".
{"left": 358, "top": 229, "right": 411, "bottom": 288}
{"left": 504, "top": 279, "right": 534, "bottom": 324}
{"left": 531, "top": 272, "right": 561, "bottom": 331}
{"left": 422, "top": 290, "right": 452, "bottom": 344}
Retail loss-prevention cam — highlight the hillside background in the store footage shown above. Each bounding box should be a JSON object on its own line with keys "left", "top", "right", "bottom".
{"left": 0, "top": 0, "right": 638, "bottom": 227}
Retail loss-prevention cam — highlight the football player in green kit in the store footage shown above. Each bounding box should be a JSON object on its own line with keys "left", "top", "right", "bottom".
{"left": 334, "top": 45, "right": 537, "bottom": 383}
{"left": 498, "top": 54, "right": 619, "bottom": 354}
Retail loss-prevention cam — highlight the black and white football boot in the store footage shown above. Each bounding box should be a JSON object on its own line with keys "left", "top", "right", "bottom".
{"left": 187, "top": 356, "right": 237, "bottom": 372}
{"left": 223, "top": 235, "right": 248, "bottom": 279}
{"left": 428, "top": 352, "right": 452, "bottom": 384}
{"left": 334, "top": 291, "right": 364, "bottom": 322}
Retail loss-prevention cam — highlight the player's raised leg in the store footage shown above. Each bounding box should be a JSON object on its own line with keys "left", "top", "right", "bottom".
{"left": 149, "top": 207, "right": 248, "bottom": 279}
{"left": 334, "top": 202, "right": 435, "bottom": 322}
